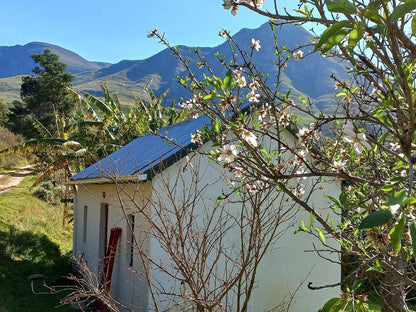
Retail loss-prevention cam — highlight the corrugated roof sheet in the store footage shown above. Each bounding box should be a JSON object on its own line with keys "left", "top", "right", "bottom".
{"left": 70, "top": 116, "right": 211, "bottom": 181}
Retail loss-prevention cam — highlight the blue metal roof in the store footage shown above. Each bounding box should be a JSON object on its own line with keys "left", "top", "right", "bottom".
{"left": 71, "top": 116, "right": 211, "bottom": 181}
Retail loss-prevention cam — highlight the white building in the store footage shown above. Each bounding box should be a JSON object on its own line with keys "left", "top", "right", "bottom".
{"left": 69, "top": 115, "right": 340, "bottom": 311}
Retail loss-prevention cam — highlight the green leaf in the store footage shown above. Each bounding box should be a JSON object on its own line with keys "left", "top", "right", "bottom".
{"left": 412, "top": 14, "right": 416, "bottom": 36}
{"left": 371, "top": 107, "right": 393, "bottom": 127}
{"left": 387, "top": 189, "right": 407, "bottom": 213}
{"left": 368, "top": 0, "right": 382, "bottom": 13}
{"left": 404, "top": 197, "right": 416, "bottom": 206}
{"left": 359, "top": 210, "right": 394, "bottom": 230}
{"left": 310, "top": 211, "right": 314, "bottom": 227}
{"left": 321, "top": 28, "right": 351, "bottom": 54}
{"left": 339, "top": 192, "right": 348, "bottom": 207}
{"left": 213, "top": 118, "right": 220, "bottom": 133}
{"left": 293, "top": 8, "right": 308, "bottom": 16}
{"left": 377, "top": 131, "right": 390, "bottom": 144}
{"left": 348, "top": 24, "right": 363, "bottom": 50}
{"left": 318, "top": 297, "right": 342, "bottom": 312}
{"left": 409, "top": 223, "right": 416, "bottom": 256}
{"left": 363, "top": 2, "right": 384, "bottom": 24}
{"left": 32, "top": 117, "right": 54, "bottom": 139}
{"left": 315, "top": 20, "right": 351, "bottom": 52}
{"left": 295, "top": 220, "right": 308, "bottom": 234}
{"left": 325, "top": 0, "right": 356, "bottom": 14}
{"left": 316, "top": 228, "right": 326, "bottom": 243}
{"left": 381, "top": 184, "right": 394, "bottom": 192}
{"left": 203, "top": 93, "right": 220, "bottom": 100}
{"left": 390, "top": 215, "right": 406, "bottom": 252}
{"left": 372, "top": 24, "right": 387, "bottom": 35}
{"left": 390, "top": 2, "right": 416, "bottom": 23}
{"left": 325, "top": 195, "right": 340, "bottom": 206}
{"left": 224, "top": 69, "right": 232, "bottom": 89}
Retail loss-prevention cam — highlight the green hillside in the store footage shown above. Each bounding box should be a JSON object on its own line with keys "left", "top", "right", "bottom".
{"left": 0, "top": 75, "right": 23, "bottom": 102}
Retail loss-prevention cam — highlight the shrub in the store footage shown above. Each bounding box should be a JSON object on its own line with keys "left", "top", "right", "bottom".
{"left": 0, "top": 127, "right": 28, "bottom": 170}
{"left": 33, "top": 187, "right": 54, "bottom": 202}
{"left": 33, "top": 181, "right": 61, "bottom": 203}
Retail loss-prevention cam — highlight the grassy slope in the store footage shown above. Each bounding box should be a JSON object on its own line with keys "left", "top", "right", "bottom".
{"left": 0, "top": 172, "right": 74, "bottom": 312}
{"left": 0, "top": 71, "right": 162, "bottom": 106}
{"left": 0, "top": 75, "right": 22, "bottom": 103}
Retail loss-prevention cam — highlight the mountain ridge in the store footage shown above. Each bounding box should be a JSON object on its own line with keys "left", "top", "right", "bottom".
{"left": 0, "top": 23, "right": 347, "bottom": 109}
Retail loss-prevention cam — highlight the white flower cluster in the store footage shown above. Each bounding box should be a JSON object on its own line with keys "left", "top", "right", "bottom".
{"left": 245, "top": 179, "right": 267, "bottom": 194}
{"left": 250, "top": 38, "right": 261, "bottom": 52}
{"left": 178, "top": 95, "right": 199, "bottom": 110}
{"left": 238, "top": 128, "right": 258, "bottom": 147}
{"left": 179, "top": 95, "right": 202, "bottom": 121}
{"left": 258, "top": 103, "right": 271, "bottom": 121}
{"left": 190, "top": 131, "right": 201, "bottom": 144}
{"left": 223, "top": 0, "right": 265, "bottom": 15}
{"left": 342, "top": 121, "right": 371, "bottom": 154}
{"left": 219, "top": 29, "right": 228, "bottom": 39}
{"left": 233, "top": 67, "right": 262, "bottom": 103}
{"left": 217, "top": 144, "right": 239, "bottom": 163}
{"left": 292, "top": 50, "right": 304, "bottom": 60}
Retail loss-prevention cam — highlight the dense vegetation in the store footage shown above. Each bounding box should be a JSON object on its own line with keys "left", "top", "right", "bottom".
{"left": 0, "top": 49, "right": 191, "bottom": 311}
{"left": 0, "top": 49, "right": 188, "bottom": 183}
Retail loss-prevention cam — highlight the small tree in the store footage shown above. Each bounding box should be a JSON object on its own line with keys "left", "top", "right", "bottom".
{"left": 143, "top": 0, "right": 416, "bottom": 310}
{"left": 21, "top": 49, "right": 75, "bottom": 137}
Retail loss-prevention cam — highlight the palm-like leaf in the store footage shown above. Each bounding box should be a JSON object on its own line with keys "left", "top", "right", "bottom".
{"left": 32, "top": 117, "right": 54, "bottom": 139}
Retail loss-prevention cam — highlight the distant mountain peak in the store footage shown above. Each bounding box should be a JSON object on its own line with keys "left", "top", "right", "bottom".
{"left": 0, "top": 23, "right": 347, "bottom": 110}
{"left": 0, "top": 42, "right": 110, "bottom": 78}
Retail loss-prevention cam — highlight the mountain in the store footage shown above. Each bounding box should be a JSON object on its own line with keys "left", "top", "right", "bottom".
{"left": 0, "top": 42, "right": 110, "bottom": 77}
{"left": 0, "top": 23, "right": 348, "bottom": 110}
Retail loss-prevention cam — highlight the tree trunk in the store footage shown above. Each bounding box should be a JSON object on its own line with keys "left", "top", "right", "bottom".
{"left": 380, "top": 272, "right": 409, "bottom": 312}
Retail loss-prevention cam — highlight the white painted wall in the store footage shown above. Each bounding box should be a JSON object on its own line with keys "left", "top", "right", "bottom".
{"left": 73, "top": 182, "right": 152, "bottom": 311}
{"left": 146, "top": 137, "right": 341, "bottom": 311}
{"left": 73, "top": 129, "right": 341, "bottom": 311}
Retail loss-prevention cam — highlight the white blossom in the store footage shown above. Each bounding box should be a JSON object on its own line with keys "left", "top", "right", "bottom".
{"left": 292, "top": 184, "right": 305, "bottom": 197}
{"left": 247, "top": 90, "right": 260, "bottom": 103}
{"left": 342, "top": 121, "right": 371, "bottom": 154}
{"left": 236, "top": 75, "right": 247, "bottom": 88}
{"left": 245, "top": 179, "right": 266, "bottom": 194}
{"left": 389, "top": 142, "right": 401, "bottom": 152}
{"left": 190, "top": 112, "right": 199, "bottom": 119}
{"left": 363, "top": 32, "right": 373, "bottom": 42}
{"left": 278, "top": 111, "right": 290, "bottom": 126}
{"left": 219, "top": 29, "right": 228, "bottom": 39}
{"left": 217, "top": 144, "right": 238, "bottom": 163}
{"left": 239, "top": 129, "right": 258, "bottom": 147}
{"left": 232, "top": 166, "right": 244, "bottom": 178}
{"left": 250, "top": 38, "right": 261, "bottom": 52}
{"left": 293, "top": 50, "right": 304, "bottom": 60}
{"left": 233, "top": 67, "right": 243, "bottom": 77}
{"left": 249, "top": 80, "right": 260, "bottom": 91}
{"left": 241, "top": 0, "right": 265, "bottom": 8}
{"left": 332, "top": 160, "right": 347, "bottom": 172}
{"left": 191, "top": 132, "right": 201, "bottom": 143}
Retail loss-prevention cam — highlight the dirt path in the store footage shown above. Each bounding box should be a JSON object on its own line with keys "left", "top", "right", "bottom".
{"left": 0, "top": 165, "right": 35, "bottom": 194}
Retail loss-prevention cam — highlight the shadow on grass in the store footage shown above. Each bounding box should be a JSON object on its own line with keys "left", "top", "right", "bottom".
{"left": 0, "top": 225, "right": 75, "bottom": 312}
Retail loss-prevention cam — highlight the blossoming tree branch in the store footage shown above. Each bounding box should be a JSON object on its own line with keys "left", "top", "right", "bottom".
{"left": 147, "top": 0, "right": 416, "bottom": 311}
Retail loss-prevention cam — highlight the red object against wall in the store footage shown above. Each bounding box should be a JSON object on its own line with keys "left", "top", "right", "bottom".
{"left": 92, "top": 227, "right": 122, "bottom": 312}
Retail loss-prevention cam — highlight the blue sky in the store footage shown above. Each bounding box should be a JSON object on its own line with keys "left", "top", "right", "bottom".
{"left": 0, "top": 0, "right": 293, "bottom": 64}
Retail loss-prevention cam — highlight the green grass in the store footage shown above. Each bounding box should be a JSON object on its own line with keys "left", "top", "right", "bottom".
{"left": 0, "top": 172, "right": 75, "bottom": 312}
